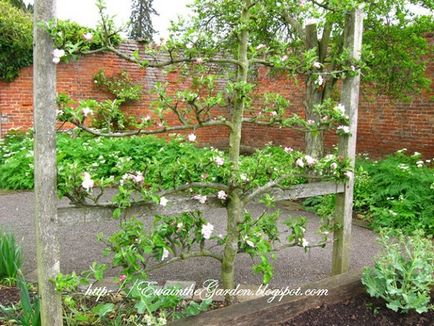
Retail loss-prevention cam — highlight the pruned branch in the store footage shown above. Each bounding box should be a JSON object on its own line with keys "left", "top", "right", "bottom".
{"left": 147, "top": 250, "right": 223, "bottom": 271}
{"left": 106, "top": 46, "right": 242, "bottom": 68}
{"left": 70, "top": 119, "right": 232, "bottom": 137}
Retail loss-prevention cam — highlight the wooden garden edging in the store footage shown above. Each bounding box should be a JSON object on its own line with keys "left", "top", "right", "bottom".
{"left": 171, "top": 270, "right": 364, "bottom": 326}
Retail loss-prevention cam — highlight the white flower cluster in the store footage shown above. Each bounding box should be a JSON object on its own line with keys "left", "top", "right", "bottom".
{"left": 193, "top": 194, "right": 207, "bottom": 204}
{"left": 296, "top": 155, "right": 316, "bottom": 168}
{"left": 188, "top": 133, "right": 197, "bottom": 142}
{"left": 81, "top": 172, "right": 94, "bottom": 192}
{"left": 52, "top": 49, "right": 65, "bottom": 64}
{"left": 337, "top": 125, "right": 350, "bottom": 135}
{"left": 214, "top": 156, "right": 225, "bottom": 166}
{"left": 159, "top": 196, "right": 169, "bottom": 207}
{"left": 120, "top": 172, "right": 144, "bottom": 185}
{"left": 83, "top": 32, "right": 93, "bottom": 41}
{"left": 284, "top": 147, "right": 293, "bottom": 154}
{"left": 201, "top": 222, "right": 214, "bottom": 239}
{"left": 82, "top": 107, "right": 93, "bottom": 117}
{"left": 217, "top": 190, "right": 228, "bottom": 200}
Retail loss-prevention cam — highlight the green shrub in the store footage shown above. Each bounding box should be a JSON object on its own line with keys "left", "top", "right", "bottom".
{"left": 362, "top": 230, "right": 434, "bottom": 313}
{"left": 304, "top": 151, "right": 434, "bottom": 235}
{"left": 0, "top": 1, "right": 33, "bottom": 81}
{"left": 0, "top": 228, "right": 22, "bottom": 280}
{"left": 0, "top": 273, "right": 41, "bottom": 326}
{"left": 93, "top": 69, "right": 143, "bottom": 103}
{"left": 0, "top": 1, "right": 121, "bottom": 82}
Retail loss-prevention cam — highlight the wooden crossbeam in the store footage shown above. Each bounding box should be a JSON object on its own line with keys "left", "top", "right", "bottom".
{"left": 57, "top": 182, "right": 344, "bottom": 225}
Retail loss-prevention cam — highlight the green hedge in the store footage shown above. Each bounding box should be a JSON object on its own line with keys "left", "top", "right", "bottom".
{"left": 0, "top": 1, "right": 33, "bottom": 81}
{"left": 0, "top": 1, "right": 121, "bottom": 82}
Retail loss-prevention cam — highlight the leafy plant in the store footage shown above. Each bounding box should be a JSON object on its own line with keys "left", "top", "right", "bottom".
{"left": 93, "top": 69, "right": 143, "bottom": 103}
{"left": 362, "top": 230, "right": 434, "bottom": 314}
{"left": 0, "top": 1, "right": 32, "bottom": 81}
{"left": 0, "top": 274, "right": 41, "bottom": 326}
{"left": 0, "top": 1, "right": 120, "bottom": 82}
{"left": 304, "top": 151, "right": 434, "bottom": 235}
{"left": 0, "top": 228, "right": 22, "bottom": 280}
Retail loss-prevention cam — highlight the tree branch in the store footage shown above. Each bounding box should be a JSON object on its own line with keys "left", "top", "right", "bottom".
{"left": 106, "top": 46, "right": 242, "bottom": 68}
{"left": 70, "top": 119, "right": 232, "bottom": 137}
{"left": 147, "top": 250, "right": 223, "bottom": 272}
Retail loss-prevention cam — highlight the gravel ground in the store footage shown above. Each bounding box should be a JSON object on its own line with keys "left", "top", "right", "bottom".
{"left": 0, "top": 191, "right": 380, "bottom": 289}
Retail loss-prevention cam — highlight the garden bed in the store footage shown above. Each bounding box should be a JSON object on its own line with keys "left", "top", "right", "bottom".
{"left": 284, "top": 291, "right": 433, "bottom": 326}
{"left": 172, "top": 271, "right": 433, "bottom": 325}
{"left": 0, "top": 286, "right": 19, "bottom": 307}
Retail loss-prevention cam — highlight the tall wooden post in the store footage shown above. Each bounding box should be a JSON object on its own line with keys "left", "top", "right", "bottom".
{"left": 33, "top": 0, "right": 63, "bottom": 324}
{"left": 332, "top": 9, "right": 364, "bottom": 275}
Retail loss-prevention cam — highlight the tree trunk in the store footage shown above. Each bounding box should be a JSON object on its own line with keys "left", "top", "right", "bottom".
{"left": 305, "top": 77, "right": 324, "bottom": 159}
{"left": 221, "top": 0, "right": 250, "bottom": 303}
{"left": 303, "top": 23, "right": 325, "bottom": 159}
{"left": 33, "top": 0, "right": 63, "bottom": 324}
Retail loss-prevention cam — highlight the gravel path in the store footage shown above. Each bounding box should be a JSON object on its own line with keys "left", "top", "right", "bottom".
{"left": 0, "top": 191, "right": 380, "bottom": 289}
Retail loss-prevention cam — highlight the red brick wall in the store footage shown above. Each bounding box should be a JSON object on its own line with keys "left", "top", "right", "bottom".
{"left": 1, "top": 42, "right": 433, "bottom": 158}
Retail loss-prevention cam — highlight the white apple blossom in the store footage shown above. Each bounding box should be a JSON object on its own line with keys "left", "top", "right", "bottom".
{"left": 159, "top": 196, "right": 169, "bottom": 207}
{"left": 337, "top": 125, "right": 350, "bottom": 134}
{"left": 307, "top": 119, "right": 315, "bottom": 125}
{"left": 296, "top": 158, "right": 304, "bottom": 168}
{"left": 193, "top": 194, "right": 207, "bottom": 204}
{"left": 201, "top": 223, "right": 214, "bottom": 240}
{"left": 336, "top": 104, "right": 346, "bottom": 115}
{"left": 53, "top": 48, "right": 65, "bottom": 58}
{"left": 305, "top": 155, "right": 316, "bottom": 166}
{"left": 246, "top": 240, "right": 255, "bottom": 248}
{"left": 81, "top": 172, "right": 94, "bottom": 191}
{"left": 52, "top": 49, "right": 65, "bottom": 64}
{"left": 161, "top": 248, "right": 169, "bottom": 261}
{"left": 284, "top": 147, "right": 293, "bottom": 153}
{"left": 214, "top": 156, "right": 225, "bottom": 166}
{"left": 217, "top": 190, "right": 228, "bottom": 200}
{"left": 82, "top": 107, "right": 92, "bottom": 117}
{"left": 188, "top": 133, "right": 197, "bottom": 142}
{"left": 132, "top": 172, "right": 144, "bottom": 183}
{"left": 83, "top": 32, "right": 93, "bottom": 41}
{"left": 315, "top": 75, "right": 324, "bottom": 86}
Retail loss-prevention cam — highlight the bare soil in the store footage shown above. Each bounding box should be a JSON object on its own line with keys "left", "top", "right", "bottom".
{"left": 282, "top": 292, "right": 433, "bottom": 326}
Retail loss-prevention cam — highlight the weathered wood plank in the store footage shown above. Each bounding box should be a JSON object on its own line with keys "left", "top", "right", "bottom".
{"left": 33, "top": 0, "right": 63, "bottom": 323}
{"left": 270, "top": 181, "right": 344, "bottom": 202}
{"left": 332, "top": 9, "right": 364, "bottom": 275}
{"left": 170, "top": 270, "right": 363, "bottom": 326}
{"left": 57, "top": 182, "right": 344, "bottom": 224}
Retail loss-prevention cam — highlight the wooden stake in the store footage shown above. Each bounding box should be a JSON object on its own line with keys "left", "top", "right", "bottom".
{"left": 332, "top": 9, "right": 364, "bottom": 275}
{"left": 33, "top": 0, "right": 63, "bottom": 324}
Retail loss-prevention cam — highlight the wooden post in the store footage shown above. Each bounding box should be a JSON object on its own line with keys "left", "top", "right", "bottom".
{"left": 332, "top": 9, "right": 363, "bottom": 275}
{"left": 33, "top": 0, "right": 63, "bottom": 324}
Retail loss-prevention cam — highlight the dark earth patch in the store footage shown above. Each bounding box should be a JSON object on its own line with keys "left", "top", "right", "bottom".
{"left": 282, "top": 291, "right": 433, "bottom": 326}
